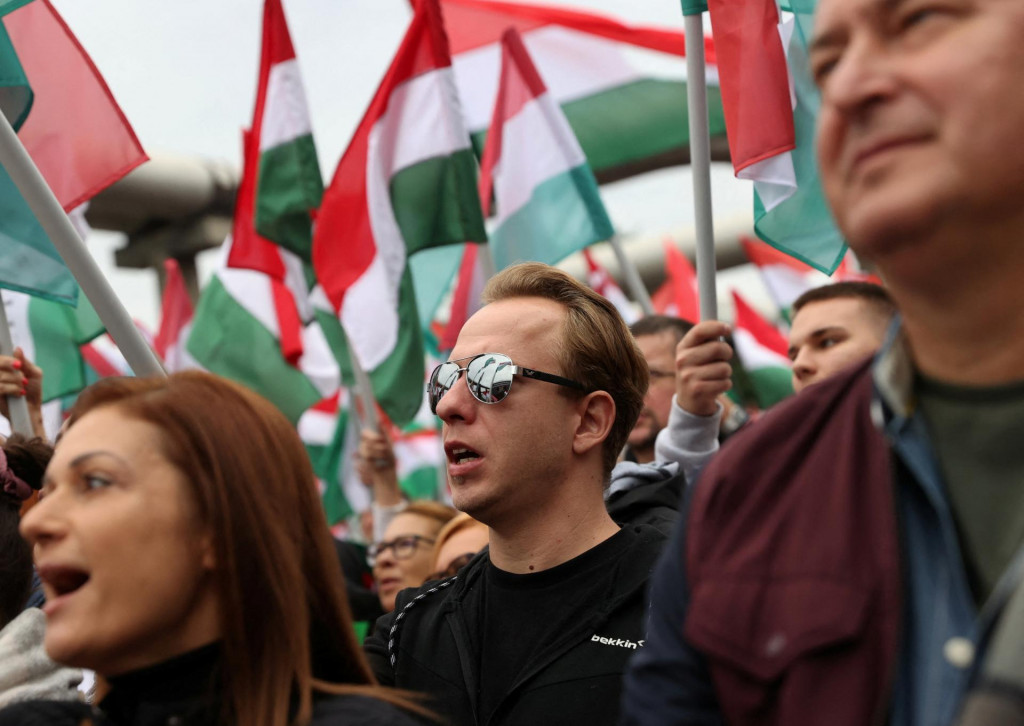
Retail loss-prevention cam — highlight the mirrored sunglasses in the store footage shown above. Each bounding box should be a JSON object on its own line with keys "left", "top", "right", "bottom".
{"left": 428, "top": 353, "right": 586, "bottom": 414}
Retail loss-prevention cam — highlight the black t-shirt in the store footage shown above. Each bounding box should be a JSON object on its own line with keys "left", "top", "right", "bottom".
{"left": 475, "top": 528, "right": 635, "bottom": 723}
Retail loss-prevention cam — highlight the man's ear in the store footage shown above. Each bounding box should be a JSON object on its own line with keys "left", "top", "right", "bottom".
{"left": 572, "top": 391, "right": 616, "bottom": 458}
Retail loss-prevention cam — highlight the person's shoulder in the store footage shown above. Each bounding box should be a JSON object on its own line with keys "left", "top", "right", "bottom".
{"left": 311, "top": 692, "right": 427, "bottom": 726}
{"left": 705, "top": 359, "right": 874, "bottom": 475}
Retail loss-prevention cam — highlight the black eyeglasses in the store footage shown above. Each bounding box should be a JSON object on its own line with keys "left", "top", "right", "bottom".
{"left": 427, "top": 552, "right": 477, "bottom": 582}
{"left": 367, "top": 535, "right": 435, "bottom": 567}
{"left": 428, "top": 353, "right": 587, "bottom": 414}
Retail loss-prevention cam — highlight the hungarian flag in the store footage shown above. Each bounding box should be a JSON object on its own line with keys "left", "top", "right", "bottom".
{"left": 186, "top": 239, "right": 340, "bottom": 425}
{"left": 0, "top": 0, "right": 147, "bottom": 304}
{"left": 229, "top": 0, "right": 321, "bottom": 266}
{"left": 441, "top": 0, "right": 725, "bottom": 184}
{"left": 705, "top": 0, "right": 797, "bottom": 219}
{"left": 749, "top": 0, "right": 846, "bottom": 273}
{"left": 478, "top": 28, "right": 613, "bottom": 270}
{"left": 301, "top": 388, "right": 446, "bottom": 529}
{"left": 731, "top": 290, "right": 792, "bottom": 409}
{"left": 440, "top": 244, "right": 488, "bottom": 352}
{"left": 313, "top": 0, "right": 487, "bottom": 428}
{"left": 742, "top": 236, "right": 881, "bottom": 321}
{"left": 226, "top": 0, "right": 323, "bottom": 367}
{"left": 652, "top": 240, "right": 699, "bottom": 323}
{"left": 299, "top": 391, "right": 369, "bottom": 529}
{"left": 1, "top": 289, "right": 103, "bottom": 402}
{"left": 153, "top": 259, "right": 195, "bottom": 372}
{"left": 583, "top": 248, "right": 637, "bottom": 324}
{"left": 79, "top": 321, "right": 156, "bottom": 380}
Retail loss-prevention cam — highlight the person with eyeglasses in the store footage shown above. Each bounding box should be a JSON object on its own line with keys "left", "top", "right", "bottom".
{"left": 426, "top": 513, "right": 489, "bottom": 582}
{"left": 369, "top": 500, "right": 456, "bottom": 613}
{"left": 364, "top": 263, "right": 666, "bottom": 726}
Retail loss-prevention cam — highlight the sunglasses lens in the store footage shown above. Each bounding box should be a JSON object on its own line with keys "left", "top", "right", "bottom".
{"left": 467, "top": 354, "right": 514, "bottom": 404}
{"left": 429, "top": 362, "right": 463, "bottom": 412}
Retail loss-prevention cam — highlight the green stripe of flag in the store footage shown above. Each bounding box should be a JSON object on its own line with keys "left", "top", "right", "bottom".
{"left": 0, "top": 17, "right": 77, "bottom": 304}
{"left": 490, "top": 165, "right": 613, "bottom": 269}
{"left": 471, "top": 79, "right": 727, "bottom": 184}
{"left": 389, "top": 148, "right": 487, "bottom": 257}
{"left": 314, "top": 269, "right": 425, "bottom": 427}
{"left": 28, "top": 295, "right": 102, "bottom": 401}
{"left": 0, "top": 20, "right": 31, "bottom": 129}
{"left": 255, "top": 133, "right": 323, "bottom": 260}
{"left": 186, "top": 275, "right": 322, "bottom": 423}
{"left": 0, "top": 0, "right": 31, "bottom": 19}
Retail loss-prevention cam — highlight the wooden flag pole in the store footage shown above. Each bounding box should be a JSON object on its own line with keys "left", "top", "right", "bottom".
{"left": 0, "top": 110, "right": 165, "bottom": 378}
{"left": 608, "top": 236, "right": 654, "bottom": 315}
{"left": 0, "top": 296, "right": 34, "bottom": 436}
{"left": 683, "top": 10, "right": 719, "bottom": 321}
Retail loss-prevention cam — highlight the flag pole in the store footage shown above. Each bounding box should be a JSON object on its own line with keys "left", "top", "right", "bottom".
{"left": 0, "top": 297, "right": 34, "bottom": 436}
{"left": 607, "top": 236, "right": 654, "bottom": 315}
{"left": 0, "top": 110, "right": 165, "bottom": 378}
{"left": 681, "top": 4, "right": 718, "bottom": 321}
{"left": 348, "top": 346, "right": 380, "bottom": 433}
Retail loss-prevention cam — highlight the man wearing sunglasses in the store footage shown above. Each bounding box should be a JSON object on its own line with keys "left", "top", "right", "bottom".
{"left": 365, "top": 262, "right": 666, "bottom": 726}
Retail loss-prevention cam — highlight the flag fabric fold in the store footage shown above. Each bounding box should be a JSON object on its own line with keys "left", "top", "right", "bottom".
{"left": 154, "top": 259, "right": 196, "bottom": 372}
{"left": 730, "top": 290, "right": 793, "bottom": 408}
{"left": 750, "top": 0, "right": 846, "bottom": 274}
{"left": 652, "top": 240, "right": 699, "bottom": 323}
{"left": 186, "top": 239, "right": 339, "bottom": 425}
{"left": 313, "top": 0, "right": 487, "bottom": 427}
{"left": 706, "top": 0, "right": 796, "bottom": 211}
{"left": 479, "top": 27, "right": 614, "bottom": 270}
{"left": 441, "top": 0, "right": 725, "bottom": 184}
{"left": 583, "top": 248, "right": 637, "bottom": 324}
{"left": 0, "top": 0, "right": 147, "bottom": 304}
{"left": 1, "top": 289, "right": 103, "bottom": 402}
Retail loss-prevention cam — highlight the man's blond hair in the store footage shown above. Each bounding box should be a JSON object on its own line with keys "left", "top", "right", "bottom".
{"left": 482, "top": 262, "right": 649, "bottom": 476}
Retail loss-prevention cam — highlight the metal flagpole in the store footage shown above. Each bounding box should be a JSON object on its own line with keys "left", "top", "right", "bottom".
{"left": 607, "top": 236, "right": 654, "bottom": 315}
{"left": 348, "top": 346, "right": 380, "bottom": 433}
{"left": 682, "top": 6, "right": 719, "bottom": 321}
{"left": 0, "top": 110, "right": 165, "bottom": 378}
{"left": 0, "top": 297, "right": 34, "bottom": 436}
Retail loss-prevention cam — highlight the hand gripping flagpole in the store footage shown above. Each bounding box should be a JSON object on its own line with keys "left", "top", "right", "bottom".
{"left": 0, "top": 297, "right": 34, "bottom": 436}
{"left": 682, "top": 2, "right": 718, "bottom": 321}
{"left": 0, "top": 110, "right": 165, "bottom": 378}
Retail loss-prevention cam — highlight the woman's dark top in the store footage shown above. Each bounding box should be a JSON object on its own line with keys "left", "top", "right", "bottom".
{"left": 0, "top": 641, "right": 424, "bottom": 725}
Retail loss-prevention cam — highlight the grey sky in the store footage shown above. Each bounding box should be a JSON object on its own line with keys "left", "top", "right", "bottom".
{"left": 49, "top": 0, "right": 757, "bottom": 328}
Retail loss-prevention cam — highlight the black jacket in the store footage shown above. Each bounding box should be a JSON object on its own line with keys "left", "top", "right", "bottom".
{"left": 605, "top": 463, "right": 685, "bottom": 536}
{"left": 364, "top": 525, "right": 666, "bottom": 726}
{"left": 0, "top": 642, "right": 421, "bottom": 726}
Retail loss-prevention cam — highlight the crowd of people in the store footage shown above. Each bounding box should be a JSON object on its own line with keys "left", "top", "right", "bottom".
{"left": 0, "top": 0, "right": 1022, "bottom": 723}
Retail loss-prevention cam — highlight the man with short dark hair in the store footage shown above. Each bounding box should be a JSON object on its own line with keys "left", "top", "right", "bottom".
{"left": 652, "top": 281, "right": 895, "bottom": 473}
{"left": 365, "top": 262, "right": 666, "bottom": 726}
{"left": 788, "top": 281, "right": 896, "bottom": 391}
{"left": 624, "top": 315, "right": 693, "bottom": 465}
{"left": 621, "top": 0, "right": 1024, "bottom": 723}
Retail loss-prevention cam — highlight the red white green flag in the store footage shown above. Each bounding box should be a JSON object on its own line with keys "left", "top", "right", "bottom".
{"left": 652, "top": 240, "right": 699, "bottom": 323}
{"left": 478, "top": 28, "right": 614, "bottom": 270}
{"left": 731, "top": 290, "right": 793, "bottom": 409}
{"left": 583, "top": 249, "right": 637, "bottom": 324}
{"left": 153, "top": 259, "right": 195, "bottom": 373}
{"left": 742, "top": 236, "right": 881, "bottom": 321}
{"left": 313, "top": 0, "right": 487, "bottom": 427}
{"left": 441, "top": 0, "right": 724, "bottom": 184}
{"left": 0, "top": 0, "right": 146, "bottom": 304}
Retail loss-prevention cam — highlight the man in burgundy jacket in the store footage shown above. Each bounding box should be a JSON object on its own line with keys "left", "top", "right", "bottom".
{"left": 620, "top": 0, "right": 1024, "bottom": 724}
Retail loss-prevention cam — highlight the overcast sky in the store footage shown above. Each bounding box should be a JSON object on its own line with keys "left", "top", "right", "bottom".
{"left": 49, "top": 0, "right": 755, "bottom": 328}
